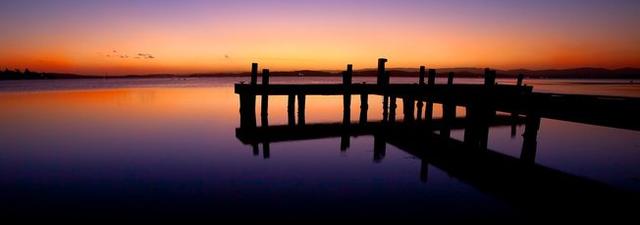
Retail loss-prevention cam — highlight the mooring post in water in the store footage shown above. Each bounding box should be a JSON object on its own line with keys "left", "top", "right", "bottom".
{"left": 250, "top": 63, "right": 258, "bottom": 86}
{"left": 389, "top": 95, "right": 397, "bottom": 122}
{"left": 521, "top": 113, "right": 541, "bottom": 163}
{"left": 517, "top": 73, "right": 524, "bottom": 87}
{"left": 343, "top": 64, "right": 353, "bottom": 125}
{"left": 447, "top": 72, "right": 454, "bottom": 87}
{"left": 287, "top": 94, "right": 295, "bottom": 126}
{"left": 261, "top": 69, "right": 269, "bottom": 127}
{"left": 377, "top": 58, "right": 387, "bottom": 86}
{"left": 359, "top": 93, "right": 368, "bottom": 124}
{"left": 297, "top": 94, "right": 306, "bottom": 126}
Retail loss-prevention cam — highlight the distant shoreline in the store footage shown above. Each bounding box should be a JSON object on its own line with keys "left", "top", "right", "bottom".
{"left": 2, "top": 67, "right": 640, "bottom": 80}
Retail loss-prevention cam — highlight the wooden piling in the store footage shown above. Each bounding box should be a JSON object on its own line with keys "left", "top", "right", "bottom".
{"left": 287, "top": 94, "right": 295, "bottom": 126}
{"left": 428, "top": 69, "right": 436, "bottom": 86}
{"left": 484, "top": 68, "right": 496, "bottom": 87}
{"left": 382, "top": 95, "right": 390, "bottom": 122}
{"left": 359, "top": 93, "right": 368, "bottom": 124}
{"left": 389, "top": 95, "right": 397, "bottom": 122}
{"left": 261, "top": 69, "right": 269, "bottom": 127}
{"left": 343, "top": 64, "right": 353, "bottom": 86}
{"left": 343, "top": 64, "right": 352, "bottom": 124}
{"left": 419, "top": 66, "right": 426, "bottom": 85}
{"left": 447, "top": 72, "right": 454, "bottom": 86}
{"left": 416, "top": 100, "right": 424, "bottom": 121}
{"left": 298, "top": 94, "right": 306, "bottom": 125}
{"left": 250, "top": 63, "right": 258, "bottom": 86}
{"left": 377, "top": 58, "right": 387, "bottom": 86}
{"left": 403, "top": 97, "right": 415, "bottom": 122}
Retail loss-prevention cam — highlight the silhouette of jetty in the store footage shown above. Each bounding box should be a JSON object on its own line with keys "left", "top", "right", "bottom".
{"left": 233, "top": 59, "right": 640, "bottom": 221}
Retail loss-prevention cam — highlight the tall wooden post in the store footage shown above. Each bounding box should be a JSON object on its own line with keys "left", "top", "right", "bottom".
{"left": 359, "top": 93, "right": 368, "bottom": 124}
{"left": 484, "top": 68, "right": 496, "bottom": 87}
{"left": 442, "top": 72, "right": 456, "bottom": 138}
{"left": 428, "top": 69, "right": 436, "bottom": 86}
{"left": 343, "top": 65, "right": 352, "bottom": 125}
{"left": 261, "top": 69, "right": 269, "bottom": 127}
{"left": 250, "top": 63, "right": 258, "bottom": 86}
{"left": 419, "top": 66, "right": 426, "bottom": 85}
{"left": 287, "top": 94, "right": 295, "bottom": 126}
{"left": 298, "top": 94, "right": 306, "bottom": 126}
{"left": 377, "top": 58, "right": 387, "bottom": 86}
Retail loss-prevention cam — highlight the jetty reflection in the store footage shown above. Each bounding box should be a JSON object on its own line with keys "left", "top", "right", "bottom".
{"left": 234, "top": 59, "right": 639, "bottom": 220}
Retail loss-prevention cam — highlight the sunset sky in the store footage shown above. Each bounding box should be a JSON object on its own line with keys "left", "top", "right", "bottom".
{"left": 1, "top": 0, "right": 639, "bottom": 75}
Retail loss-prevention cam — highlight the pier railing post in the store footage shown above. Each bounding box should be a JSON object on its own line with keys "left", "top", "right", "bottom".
{"left": 261, "top": 69, "right": 269, "bottom": 127}
{"left": 359, "top": 93, "right": 368, "bottom": 124}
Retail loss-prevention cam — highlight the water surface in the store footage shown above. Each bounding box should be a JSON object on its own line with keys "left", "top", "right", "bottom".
{"left": 1, "top": 77, "right": 639, "bottom": 223}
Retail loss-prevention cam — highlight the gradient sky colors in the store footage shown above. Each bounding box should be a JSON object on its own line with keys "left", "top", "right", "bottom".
{"left": 1, "top": 0, "right": 639, "bottom": 75}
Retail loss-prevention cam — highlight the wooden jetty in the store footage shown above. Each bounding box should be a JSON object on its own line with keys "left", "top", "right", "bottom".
{"left": 233, "top": 58, "right": 639, "bottom": 219}
{"left": 236, "top": 58, "right": 640, "bottom": 132}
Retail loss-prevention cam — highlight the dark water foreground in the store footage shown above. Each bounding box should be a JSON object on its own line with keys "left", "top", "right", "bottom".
{"left": 1, "top": 77, "right": 639, "bottom": 224}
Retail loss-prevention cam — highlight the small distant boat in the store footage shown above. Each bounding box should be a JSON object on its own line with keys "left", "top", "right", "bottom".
{"left": 298, "top": 72, "right": 304, "bottom": 76}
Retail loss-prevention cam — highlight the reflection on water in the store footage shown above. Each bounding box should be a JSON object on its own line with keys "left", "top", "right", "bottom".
{"left": 0, "top": 78, "right": 639, "bottom": 223}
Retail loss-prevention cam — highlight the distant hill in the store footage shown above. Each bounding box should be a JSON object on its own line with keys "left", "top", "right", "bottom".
{"left": 2, "top": 67, "right": 640, "bottom": 80}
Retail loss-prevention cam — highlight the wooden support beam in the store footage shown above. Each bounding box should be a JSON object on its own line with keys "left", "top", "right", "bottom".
{"left": 261, "top": 69, "right": 269, "bottom": 127}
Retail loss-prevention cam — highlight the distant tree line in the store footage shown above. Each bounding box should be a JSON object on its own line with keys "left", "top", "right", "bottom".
{"left": 1, "top": 68, "right": 53, "bottom": 80}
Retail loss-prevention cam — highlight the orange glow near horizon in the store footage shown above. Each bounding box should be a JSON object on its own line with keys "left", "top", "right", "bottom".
{"left": 1, "top": 1, "right": 639, "bottom": 75}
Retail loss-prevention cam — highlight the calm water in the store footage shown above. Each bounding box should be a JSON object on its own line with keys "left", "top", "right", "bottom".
{"left": 1, "top": 77, "right": 639, "bottom": 223}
